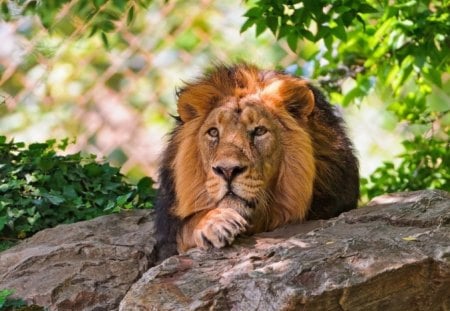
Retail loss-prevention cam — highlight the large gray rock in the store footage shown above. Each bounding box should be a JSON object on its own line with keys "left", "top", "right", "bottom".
{"left": 120, "top": 190, "right": 450, "bottom": 311}
{"left": 0, "top": 209, "right": 155, "bottom": 311}
{"left": 1, "top": 190, "right": 449, "bottom": 311}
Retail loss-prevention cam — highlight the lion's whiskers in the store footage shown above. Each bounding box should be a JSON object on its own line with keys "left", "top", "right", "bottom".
{"left": 193, "top": 188, "right": 210, "bottom": 211}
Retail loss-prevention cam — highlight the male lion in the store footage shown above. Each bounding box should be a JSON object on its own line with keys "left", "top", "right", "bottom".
{"left": 155, "top": 64, "right": 359, "bottom": 260}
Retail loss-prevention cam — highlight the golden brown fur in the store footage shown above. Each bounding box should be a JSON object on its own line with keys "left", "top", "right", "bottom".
{"left": 155, "top": 64, "right": 359, "bottom": 257}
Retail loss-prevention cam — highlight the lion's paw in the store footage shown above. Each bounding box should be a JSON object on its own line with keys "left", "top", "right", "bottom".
{"left": 193, "top": 208, "right": 247, "bottom": 249}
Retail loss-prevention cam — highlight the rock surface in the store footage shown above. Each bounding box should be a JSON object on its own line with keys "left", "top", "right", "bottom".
{"left": 120, "top": 190, "right": 450, "bottom": 311}
{"left": 1, "top": 190, "right": 449, "bottom": 311}
{"left": 0, "top": 209, "right": 155, "bottom": 311}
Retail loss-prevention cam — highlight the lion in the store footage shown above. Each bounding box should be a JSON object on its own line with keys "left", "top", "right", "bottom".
{"left": 155, "top": 63, "right": 359, "bottom": 260}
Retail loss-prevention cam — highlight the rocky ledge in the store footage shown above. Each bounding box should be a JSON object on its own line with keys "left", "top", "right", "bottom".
{"left": 1, "top": 190, "right": 449, "bottom": 310}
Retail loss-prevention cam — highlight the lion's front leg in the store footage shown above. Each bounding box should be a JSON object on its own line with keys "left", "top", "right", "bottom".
{"left": 194, "top": 207, "right": 249, "bottom": 249}
{"left": 177, "top": 207, "right": 249, "bottom": 252}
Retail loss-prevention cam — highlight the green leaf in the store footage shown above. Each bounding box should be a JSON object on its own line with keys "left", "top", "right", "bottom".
{"left": 423, "top": 67, "right": 443, "bottom": 87}
{"left": 116, "top": 192, "right": 132, "bottom": 206}
{"left": 0, "top": 216, "right": 7, "bottom": 232}
{"left": 137, "top": 176, "right": 152, "bottom": 192}
{"left": 0, "top": 184, "right": 9, "bottom": 193}
{"left": 358, "top": 3, "right": 378, "bottom": 13}
{"left": 335, "top": 5, "right": 352, "bottom": 14}
{"left": 93, "top": 0, "right": 105, "bottom": 9}
{"left": 127, "top": 6, "right": 135, "bottom": 25}
{"left": 113, "top": 0, "right": 127, "bottom": 11}
{"left": 244, "top": 7, "right": 262, "bottom": 18}
{"left": 266, "top": 16, "right": 279, "bottom": 35}
{"left": 85, "top": 163, "right": 103, "bottom": 177}
{"left": 42, "top": 193, "right": 65, "bottom": 205}
{"left": 393, "top": 0, "right": 417, "bottom": 9}
{"left": 88, "top": 25, "right": 98, "bottom": 38}
{"left": 101, "top": 32, "right": 110, "bottom": 48}
{"left": 316, "top": 24, "right": 330, "bottom": 40}
{"left": 299, "top": 29, "right": 314, "bottom": 41}
{"left": 240, "top": 18, "right": 256, "bottom": 33}
{"left": 100, "top": 20, "right": 115, "bottom": 32}
{"left": 286, "top": 32, "right": 298, "bottom": 52}
{"left": 342, "top": 87, "right": 363, "bottom": 106}
{"left": 356, "top": 13, "right": 366, "bottom": 31}
{"left": 394, "top": 55, "right": 414, "bottom": 90}
{"left": 331, "top": 24, "right": 347, "bottom": 41}
{"left": 1, "top": 2, "right": 10, "bottom": 18}
{"left": 56, "top": 139, "right": 67, "bottom": 152}
{"left": 37, "top": 157, "right": 55, "bottom": 171}
{"left": 255, "top": 21, "right": 267, "bottom": 37}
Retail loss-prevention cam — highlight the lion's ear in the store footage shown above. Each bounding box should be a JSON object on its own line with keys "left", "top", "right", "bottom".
{"left": 262, "top": 78, "right": 315, "bottom": 119}
{"left": 177, "top": 84, "right": 219, "bottom": 122}
{"left": 177, "top": 91, "right": 202, "bottom": 122}
{"left": 282, "top": 79, "right": 315, "bottom": 118}
{"left": 178, "top": 102, "right": 198, "bottom": 122}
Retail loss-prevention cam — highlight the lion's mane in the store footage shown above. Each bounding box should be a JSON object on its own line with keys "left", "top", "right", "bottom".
{"left": 155, "top": 64, "right": 359, "bottom": 260}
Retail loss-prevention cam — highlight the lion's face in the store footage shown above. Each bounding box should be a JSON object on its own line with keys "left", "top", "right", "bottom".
{"left": 172, "top": 64, "right": 316, "bottom": 231}
{"left": 198, "top": 99, "right": 282, "bottom": 212}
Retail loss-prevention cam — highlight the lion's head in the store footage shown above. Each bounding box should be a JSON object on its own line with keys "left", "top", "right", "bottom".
{"left": 171, "top": 64, "right": 317, "bottom": 232}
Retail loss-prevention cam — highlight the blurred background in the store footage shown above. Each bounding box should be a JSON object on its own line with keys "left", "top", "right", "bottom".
{"left": 0, "top": 0, "right": 447, "bottom": 187}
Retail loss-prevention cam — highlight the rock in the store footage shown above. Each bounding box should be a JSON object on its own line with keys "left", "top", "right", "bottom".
{"left": 0, "top": 209, "right": 155, "bottom": 311}
{"left": 120, "top": 190, "right": 450, "bottom": 311}
{"left": 1, "top": 190, "right": 449, "bottom": 311}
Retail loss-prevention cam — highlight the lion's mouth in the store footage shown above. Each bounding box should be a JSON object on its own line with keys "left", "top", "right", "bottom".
{"left": 219, "top": 191, "right": 255, "bottom": 209}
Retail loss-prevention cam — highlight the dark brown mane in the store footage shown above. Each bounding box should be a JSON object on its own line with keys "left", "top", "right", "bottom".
{"left": 155, "top": 63, "right": 359, "bottom": 261}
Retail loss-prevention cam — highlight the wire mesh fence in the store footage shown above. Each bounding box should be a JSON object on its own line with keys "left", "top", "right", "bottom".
{"left": 0, "top": 0, "right": 299, "bottom": 180}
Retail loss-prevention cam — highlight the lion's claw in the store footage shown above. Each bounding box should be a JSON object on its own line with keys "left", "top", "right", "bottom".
{"left": 194, "top": 208, "right": 247, "bottom": 249}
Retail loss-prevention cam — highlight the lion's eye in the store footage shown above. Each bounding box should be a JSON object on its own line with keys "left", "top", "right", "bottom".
{"left": 253, "top": 126, "right": 268, "bottom": 137}
{"left": 207, "top": 127, "right": 219, "bottom": 138}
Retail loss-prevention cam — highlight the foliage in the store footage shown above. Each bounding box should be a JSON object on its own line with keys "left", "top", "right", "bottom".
{"left": 0, "top": 289, "right": 43, "bottom": 310}
{"left": 243, "top": 0, "right": 450, "bottom": 201}
{"left": 0, "top": 136, "right": 155, "bottom": 244}
{"left": 0, "top": 0, "right": 152, "bottom": 46}
{"left": 361, "top": 136, "right": 449, "bottom": 199}
{"left": 0, "top": 289, "right": 26, "bottom": 310}
{"left": 0, "top": 1, "right": 277, "bottom": 184}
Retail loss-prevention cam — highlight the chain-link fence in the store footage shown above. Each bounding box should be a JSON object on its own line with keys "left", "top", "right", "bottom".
{"left": 0, "top": 0, "right": 299, "bottom": 180}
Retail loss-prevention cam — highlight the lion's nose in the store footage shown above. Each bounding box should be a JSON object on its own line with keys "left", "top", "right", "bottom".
{"left": 212, "top": 165, "right": 247, "bottom": 182}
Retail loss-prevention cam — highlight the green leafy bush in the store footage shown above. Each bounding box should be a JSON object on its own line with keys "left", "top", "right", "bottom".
{"left": 0, "top": 289, "right": 27, "bottom": 310}
{"left": 242, "top": 0, "right": 450, "bottom": 201}
{"left": 361, "top": 136, "right": 449, "bottom": 200}
{"left": 0, "top": 136, "right": 154, "bottom": 243}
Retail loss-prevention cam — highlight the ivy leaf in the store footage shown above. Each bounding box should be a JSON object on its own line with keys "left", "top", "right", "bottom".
{"left": 42, "top": 192, "right": 66, "bottom": 205}
{"left": 116, "top": 193, "right": 132, "bottom": 206}
{"left": 0, "top": 138, "right": 155, "bottom": 247}
{"left": 0, "top": 216, "right": 7, "bottom": 232}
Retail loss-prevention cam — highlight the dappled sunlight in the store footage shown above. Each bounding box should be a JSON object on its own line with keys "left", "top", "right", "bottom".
{"left": 368, "top": 192, "right": 425, "bottom": 206}
{"left": 344, "top": 254, "right": 418, "bottom": 278}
